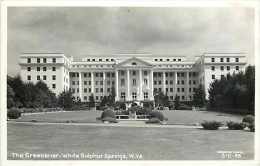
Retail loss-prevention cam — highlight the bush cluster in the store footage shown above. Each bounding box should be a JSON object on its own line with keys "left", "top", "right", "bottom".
{"left": 145, "top": 118, "right": 161, "bottom": 124}
{"left": 242, "top": 115, "right": 255, "bottom": 132}
{"left": 226, "top": 121, "right": 246, "bottom": 130}
{"left": 100, "top": 109, "right": 117, "bottom": 123}
{"left": 201, "top": 121, "right": 222, "bottom": 130}
{"left": 149, "top": 111, "right": 166, "bottom": 121}
{"left": 7, "top": 108, "right": 21, "bottom": 119}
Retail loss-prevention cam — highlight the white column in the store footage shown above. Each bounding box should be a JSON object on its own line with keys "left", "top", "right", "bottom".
{"left": 78, "top": 72, "right": 83, "bottom": 101}
{"left": 163, "top": 71, "right": 166, "bottom": 94}
{"left": 127, "top": 69, "right": 130, "bottom": 101}
{"left": 103, "top": 71, "right": 106, "bottom": 96}
{"left": 150, "top": 69, "right": 154, "bottom": 100}
{"left": 186, "top": 71, "right": 189, "bottom": 101}
{"left": 91, "top": 72, "right": 94, "bottom": 93}
{"left": 174, "top": 71, "right": 177, "bottom": 97}
{"left": 115, "top": 70, "right": 119, "bottom": 101}
{"left": 139, "top": 69, "right": 143, "bottom": 100}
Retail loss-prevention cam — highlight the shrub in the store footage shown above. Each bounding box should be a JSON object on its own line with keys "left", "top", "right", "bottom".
{"left": 242, "top": 115, "right": 254, "bottom": 124}
{"left": 248, "top": 123, "right": 255, "bottom": 132}
{"left": 7, "top": 108, "right": 21, "bottom": 119}
{"left": 226, "top": 121, "right": 246, "bottom": 130}
{"left": 145, "top": 118, "right": 160, "bottom": 124}
{"left": 102, "top": 117, "right": 118, "bottom": 123}
{"left": 201, "top": 121, "right": 222, "bottom": 130}
{"left": 149, "top": 111, "right": 166, "bottom": 121}
{"left": 101, "top": 109, "right": 116, "bottom": 119}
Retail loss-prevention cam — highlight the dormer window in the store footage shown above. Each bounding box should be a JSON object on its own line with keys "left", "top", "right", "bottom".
{"left": 132, "top": 62, "right": 137, "bottom": 65}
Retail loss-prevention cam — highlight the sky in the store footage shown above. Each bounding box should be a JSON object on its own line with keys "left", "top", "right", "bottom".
{"left": 7, "top": 7, "right": 255, "bottom": 76}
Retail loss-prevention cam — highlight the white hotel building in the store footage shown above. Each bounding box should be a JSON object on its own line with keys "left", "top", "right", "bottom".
{"left": 19, "top": 53, "right": 247, "bottom": 103}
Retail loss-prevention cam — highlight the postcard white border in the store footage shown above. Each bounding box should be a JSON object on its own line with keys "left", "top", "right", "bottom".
{"left": 1, "top": 0, "right": 260, "bottom": 166}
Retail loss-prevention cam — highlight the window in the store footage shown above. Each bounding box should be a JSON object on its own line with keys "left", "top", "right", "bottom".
{"left": 132, "top": 62, "right": 137, "bottom": 65}
{"left": 160, "top": 59, "right": 163, "bottom": 61}
{"left": 72, "top": 81, "right": 75, "bottom": 85}
{"left": 27, "top": 58, "right": 31, "bottom": 63}
{"left": 177, "top": 80, "right": 180, "bottom": 85}
{"left": 182, "top": 96, "right": 185, "bottom": 100}
{"left": 144, "top": 79, "right": 148, "bottom": 85}
{"left": 158, "top": 80, "right": 161, "bottom": 85}
{"left": 37, "top": 58, "right": 40, "bottom": 63}
{"left": 43, "top": 75, "right": 47, "bottom": 80}
{"left": 144, "top": 71, "right": 148, "bottom": 76}
{"left": 95, "top": 81, "right": 98, "bottom": 85}
{"left": 144, "top": 92, "right": 148, "bottom": 100}
{"left": 100, "top": 81, "right": 103, "bottom": 85}
{"left": 107, "top": 73, "right": 110, "bottom": 77}
{"left": 182, "top": 88, "right": 184, "bottom": 92}
{"left": 177, "top": 88, "right": 180, "bottom": 92}
{"left": 220, "top": 58, "right": 223, "bottom": 62}
{"left": 96, "top": 96, "right": 99, "bottom": 100}
{"left": 96, "top": 88, "right": 99, "bottom": 93}
{"left": 166, "top": 80, "right": 168, "bottom": 85}
{"left": 154, "top": 59, "right": 158, "bottom": 61}
{"left": 100, "top": 88, "right": 103, "bottom": 93}
{"left": 121, "top": 79, "right": 125, "bottom": 86}
{"left": 106, "top": 59, "right": 109, "bottom": 62}
{"left": 178, "top": 59, "right": 181, "bottom": 61}
{"left": 165, "top": 73, "right": 168, "bottom": 77}
{"left": 236, "top": 66, "right": 239, "bottom": 70}
{"left": 43, "top": 67, "right": 47, "bottom": 71}
{"left": 211, "top": 66, "right": 215, "bottom": 71}
{"left": 132, "top": 79, "right": 136, "bottom": 86}
{"left": 236, "top": 58, "right": 239, "bottom": 62}
{"left": 43, "top": 58, "right": 47, "bottom": 63}
{"left": 227, "top": 66, "right": 230, "bottom": 71}
{"left": 89, "top": 88, "right": 91, "bottom": 92}
{"left": 84, "top": 88, "right": 87, "bottom": 93}
{"left": 107, "top": 88, "right": 110, "bottom": 92}
{"left": 170, "top": 80, "right": 173, "bottom": 85}
{"left": 181, "top": 73, "right": 184, "bottom": 77}
{"left": 154, "top": 81, "right": 157, "bottom": 85}
{"left": 212, "top": 75, "right": 215, "bottom": 79}
{"left": 120, "top": 71, "right": 125, "bottom": 76}
{"left": 132, "top": 92, "right": 137, "bottom": 100}
{"left": 221, "top": 75, "right": 225, "bottom": 79}
{"left": 84, "top": 81, "right": 87, "bottom": 85}
{"left": 226, "top": 58, "right": 230, "bottom": 62}
{"left": 132, "top": 71, "right": 136, "bottom": 76}
{"left": 27, "top": 67, "right": 31, "bottom": 71}
{"left": 99, "top": 59, "right": 102, "bottom": 62}
{"left": 92, "top": 59, "right": 95, "bottom": 62}
{"left": 37, "top": 67, "right": 40, "bottom": 71}
{"left": 181, "top": 80, "right": 184, "bottom": 85}
{"left": 173, "top": 59, "right": 176, "bottom": 61}
{"left": 189, "top": 88, "right": 191, "bottom": 92}
{"left": 27, "top": 75, "right": 31, "bottom": 80}
{"left": 220, "top": 66, "right": 224, "bottom": 71}
{"left": 95, "top": 73, "right": 99, "bottom": 77}
{"left": 170, "top": 88, "right": 173, "bottom": 92}
{"left": 166, "top": 59, "right": 170, "bottom": 61}
{"left": 121, "top": 92, "right": 126, "bottom": 100}
{"left": 166, "top": 88, "right": 168, "bottom": 92}
{"left": 52, "top": 58, "right": 56, "bottom": 63}
{"left": 37, "top": 75, "right": 40, "bottom": 80}
{"left": 211, "top": 58, "right": 215, "bottom": 62}
{"left": 52, "top": 67, "right": 56, "bottom": 71}
{"left": 52, "top": 75, "right": 56, "bottom": 80}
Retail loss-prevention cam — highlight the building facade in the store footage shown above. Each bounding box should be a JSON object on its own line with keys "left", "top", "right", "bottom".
{"left": 19, "top": 53, "right": 247, "bottom": 103}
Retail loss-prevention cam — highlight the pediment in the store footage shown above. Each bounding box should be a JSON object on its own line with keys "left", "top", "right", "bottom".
{"left": 116, "top": 57, "right": 153, "bottom": 68}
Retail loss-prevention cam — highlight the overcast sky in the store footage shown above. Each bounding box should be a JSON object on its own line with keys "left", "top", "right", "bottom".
{"left": 7, "top": 7, "right": 255, "bottom": 76}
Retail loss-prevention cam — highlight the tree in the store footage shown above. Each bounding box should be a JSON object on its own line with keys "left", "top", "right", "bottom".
{"left": 192, "top": 84, "right": 206, "bottom": 107}
{"left": 174, "top": 95, "right": 180, "bottom": 110}
{"left": 208, "top": 66, "right": 255, "bottom": 114}
{"left": 154, "top": 91, "right": 169, "bottom": 107}
{"left": 89, "top": 93, "right": 95, "bottom": 108}
{"left": 7, "top": 84, "right": 15, "bottom": 108}
{"left": 58, "top": 90, "right": 74, "bottom": 109}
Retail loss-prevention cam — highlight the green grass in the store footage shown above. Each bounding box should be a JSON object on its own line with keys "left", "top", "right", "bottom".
{"left": 8, "top": 123, "right": 254, "bottom": 160}
{"left": 16, "top": 110, "right": 243, "bottom": 125}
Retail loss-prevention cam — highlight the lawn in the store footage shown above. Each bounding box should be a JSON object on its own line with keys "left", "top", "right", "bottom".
{"left": 8, "top": 123, "right": 254, "bottom": 160}
{"left": 15, "top": 110, "right": 244, "bottom": 125}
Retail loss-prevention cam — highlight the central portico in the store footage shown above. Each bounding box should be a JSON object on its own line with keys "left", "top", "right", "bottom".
{"left": 115, "top": 57, "right": 154, "bottom": 102}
